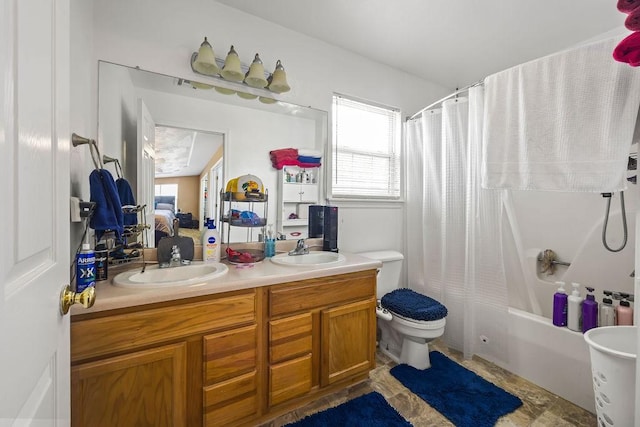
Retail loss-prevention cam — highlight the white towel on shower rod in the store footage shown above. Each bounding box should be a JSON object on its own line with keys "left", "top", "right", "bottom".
{"left": 482, "top": 37, "right": 640, "bottom": 192}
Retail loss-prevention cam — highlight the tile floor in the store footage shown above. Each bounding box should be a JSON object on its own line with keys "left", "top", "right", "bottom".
{"left": 261, "top": 339, "right": 597, "bottom": 426}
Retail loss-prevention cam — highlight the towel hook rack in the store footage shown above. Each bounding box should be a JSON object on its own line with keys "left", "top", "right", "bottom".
{"left": 103, "top": 154, "right": 123, "bottom": 179}
{"left": 72, "top": 133, "right": 103, "bottom": 169}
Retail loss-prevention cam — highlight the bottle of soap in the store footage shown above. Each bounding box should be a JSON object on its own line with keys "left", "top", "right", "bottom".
{"left": 581, "top": 287, "right": 598, "bottom": 333}
{"left": 599, "top": 294, "right": 616, "bottom": 327}
{"left": 552, "top": 281, "right": 568, "bottom": 327}
{"left": 616, "top": 299, "right": 634, "bottom": 325}
{"left": 202, "top": 220, "right": 220, "bottom": 263}
{"left": 567, "top": 282, "right": 583, "bottom": 332}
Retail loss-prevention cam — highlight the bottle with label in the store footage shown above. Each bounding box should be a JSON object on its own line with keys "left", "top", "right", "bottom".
{"left": 202, "top": 221, "right": 220, "bottom": 263}
{"left": 581, "top": 287, "right": 598, "bottom": 333}
{"left": 599, "top": 295, "right": 616, "bottom": 327}
{"left": 567, "top": 282, "right": 583, "bottom": 332}
{"left": 94, "top": 243, "right": 108, "bottom": 282}
{"left": 75, "top": 243, "right": 96, "bottom": 293}
{"left": 552, "top": 281, "right": 568, "bottom": 327}
{"left": 616, "top": 299, "right": 634, "bottom": 325}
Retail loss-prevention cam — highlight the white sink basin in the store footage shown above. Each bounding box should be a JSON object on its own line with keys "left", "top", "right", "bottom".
{"left": 113, "top": 262, "right": 228, "bottom": 288}
{"left": 271, "top": 252, "right": 346, "bottom": 267}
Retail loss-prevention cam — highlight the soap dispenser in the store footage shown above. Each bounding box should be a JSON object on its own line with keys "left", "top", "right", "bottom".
{"left": 567, "top": 282, "right": 583, "bottom": 332}
{"left": 581, "top": 287, "right": 598, "bottom": 333}
{"left": 616, "top": 299, "right": 634, "bottom": 325}
{"left": 600, "top": 292, "right": 616, "bottom": 327}
{"left": 552, "top": 281, "right": 568, "bottom": 327}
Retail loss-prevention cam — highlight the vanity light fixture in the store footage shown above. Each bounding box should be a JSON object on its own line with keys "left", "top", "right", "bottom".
{"left": 220, "top": 46, "right": 245, "bottom": 82}
{"left": 190, "top": 40, "right": 290, "bottom": 96}
{"left": 214, "top": 86, "right": 236, "bottom": 95}
{"left": 267, "top": 60, "right": 291, "bottom": 93}
{"left": 192, "top": 37, "right": 219, "bottom": 76}
{"left": 244, "top": 54, "right": 268, "bottom": 88}
{"left": 191, "top": 81, "right": 213, "bottom": 90}
{"left": 237, "top": 91, "right": 258, "bottom": 100}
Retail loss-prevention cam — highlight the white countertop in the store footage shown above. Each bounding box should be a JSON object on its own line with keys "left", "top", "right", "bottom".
{"left": 71, "top": 252, "right": 381, "bottom": 316}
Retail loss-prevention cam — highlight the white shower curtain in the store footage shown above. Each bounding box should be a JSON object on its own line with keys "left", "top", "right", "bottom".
{"left": 406, "top": 86, "right": 509, "bottom": 361}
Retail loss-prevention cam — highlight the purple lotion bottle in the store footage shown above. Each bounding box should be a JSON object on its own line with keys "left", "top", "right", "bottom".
{"left": 581, "top": 286, "right": 598, "bottom": 333}
{"left": 552, "top": 281, "right": 568, "bottom": 327}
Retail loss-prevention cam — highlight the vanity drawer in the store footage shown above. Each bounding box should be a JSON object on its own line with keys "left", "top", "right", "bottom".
{"left": 269, "top": 313, "right": 312, "bottom": 363}
{"left": 204, "top": 324, "right": 257, "bottom": 384}
{"left": 71, "top": 290, "right": 256, "bottom": 363}
{"left": 203, "top": 370, "right": 258, "bottom": 426}
{"left": 269, "top": 354, "right": 313, "bottom": 407}
{"left": 269, "top": 270, "right": 376, "bottom": 317}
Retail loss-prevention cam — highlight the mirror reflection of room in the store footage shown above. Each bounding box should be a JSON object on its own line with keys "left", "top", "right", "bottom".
{"left": 98, "top": 61, "right": 327, "bottom": 246}
{"left": 153, "top": 125, "right": 223, "bottom": 247}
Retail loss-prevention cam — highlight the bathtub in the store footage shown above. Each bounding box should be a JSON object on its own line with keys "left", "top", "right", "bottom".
{"left": 499, "top": 307, "right": 595, "bottom": 413}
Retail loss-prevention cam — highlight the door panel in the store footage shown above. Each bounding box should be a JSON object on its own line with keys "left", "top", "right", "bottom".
{"left": 0, "top": 0, "right": 70, "bottom": 423}
{"left": 320, "top": 299, "right": 376, "bottom": 386}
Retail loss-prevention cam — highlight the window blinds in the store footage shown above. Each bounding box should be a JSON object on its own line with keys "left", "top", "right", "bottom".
{"left": 332, "top": 95, "right": 401, "bottom": 198}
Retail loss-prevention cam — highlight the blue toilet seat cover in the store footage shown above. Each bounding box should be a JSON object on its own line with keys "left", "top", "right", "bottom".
{"left": 381, "top": 288, "right": 448, "bottom": 321}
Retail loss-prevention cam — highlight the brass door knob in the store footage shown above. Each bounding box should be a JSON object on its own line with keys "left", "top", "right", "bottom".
{"left": 60, "top": 285, "right": 96, "bottom": 315}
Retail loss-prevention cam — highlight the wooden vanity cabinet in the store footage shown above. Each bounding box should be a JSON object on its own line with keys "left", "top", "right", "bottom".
{"left": 267, "top": 270, "right": 377, "bottom": 409}
{"left": 70, "top": 289, "right": 260, "bottom": 427}
{"left": 70, "top": 269, "right": 377, "bottom": 426}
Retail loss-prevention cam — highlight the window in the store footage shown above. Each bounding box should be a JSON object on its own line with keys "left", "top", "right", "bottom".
{"left": 155, "top": 183, "right": 179, "bottom": 208}
{"left": 331, "top": 94, "right": 401, "bottom": 199}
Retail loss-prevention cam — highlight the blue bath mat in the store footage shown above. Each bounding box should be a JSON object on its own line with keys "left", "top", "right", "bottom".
{"left": 285, "top": 391, "right": 412, "bottom": 427}
{"left": 390, "top": 351, "right": 522, "bottom": 427}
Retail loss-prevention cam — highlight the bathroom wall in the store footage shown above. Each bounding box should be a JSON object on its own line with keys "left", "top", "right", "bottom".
{"left": 69, "top": 0, "right": 450, "bottom": 257}
{"left": 504, "top": 189, "right": 637, "bottom": 318}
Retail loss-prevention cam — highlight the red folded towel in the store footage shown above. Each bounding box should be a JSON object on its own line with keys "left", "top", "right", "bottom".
{"left": 270, "top": 153, "right": 298, "bottom": 161}
{"left": 270, "top": 159, "right": 322, "bottom": 170}
{"left": 618, "top": 0, "right": 640, "bottom": 13}
{"left": 613, "top": 32, "right": 640, "bottom": 66}
{"left": 626, "top": 8, "right": 640, "bottom": 31}
{"left": 269, "top": 148, "right": 298, "bottom": 157}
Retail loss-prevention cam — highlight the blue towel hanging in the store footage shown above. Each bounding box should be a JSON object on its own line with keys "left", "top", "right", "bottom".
{"left": 90, "top": 169, "right": 124, "bottom": 240}
{"left": 116, "top": 177, "right": 138, "bottom": 226}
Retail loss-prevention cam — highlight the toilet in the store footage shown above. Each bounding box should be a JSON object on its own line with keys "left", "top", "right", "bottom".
{"left": 359, "top": 250, "right": 447, "bottom": 370}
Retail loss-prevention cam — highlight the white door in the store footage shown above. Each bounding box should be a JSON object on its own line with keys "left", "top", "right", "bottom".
{"left": 137, "top": 99, "right": 156, "bottom": 247}
{"left": 0, "top": 0, "right": 71, "bottom": 425}
{"left": 211, "top": 159, "right": 223, "bottom": 227}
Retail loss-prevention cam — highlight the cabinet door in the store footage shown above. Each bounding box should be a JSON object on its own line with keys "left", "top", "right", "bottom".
{"left": 282, "top": 182, "right": 303, "bottom": 202}
{"left": 71, "top": 342, "right": 187, "bottom": 427}
{"left": 298, "top": 183, "right": 318, "bottom": 203}
{"left": 320, "top": 298, "right": 376, "bottom": 386}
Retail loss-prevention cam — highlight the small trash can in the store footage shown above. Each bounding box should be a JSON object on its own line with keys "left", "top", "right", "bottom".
{"left": 584, "top": 326, "right": 637, "bottom": 427}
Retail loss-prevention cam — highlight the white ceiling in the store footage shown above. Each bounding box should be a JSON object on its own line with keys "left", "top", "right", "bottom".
{"left": 216, "top": 0, "right": 626, "bottom": 89}
{"left": 154, "top": 126, "right": 223, "bottom": 178}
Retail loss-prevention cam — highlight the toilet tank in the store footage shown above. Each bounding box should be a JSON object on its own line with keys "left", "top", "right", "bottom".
{"left": 357, "top": 250, "right": 404, "bottom": 299}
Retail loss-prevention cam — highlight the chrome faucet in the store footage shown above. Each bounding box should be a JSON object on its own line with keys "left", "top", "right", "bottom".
{"left": 169, "top": 245, "right": 182, "bottom": 267}
{"left": 288, "top": 239, "right": 310, "bottom": 256}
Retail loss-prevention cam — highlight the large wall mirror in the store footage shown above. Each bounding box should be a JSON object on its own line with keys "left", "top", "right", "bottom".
{"left": 98, "top": 61, "right": 328, "bottom": 245}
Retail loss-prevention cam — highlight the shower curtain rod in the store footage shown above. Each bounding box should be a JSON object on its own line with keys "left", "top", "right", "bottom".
{"left": 407, "top": 79, "right": 484, "bottom": 121}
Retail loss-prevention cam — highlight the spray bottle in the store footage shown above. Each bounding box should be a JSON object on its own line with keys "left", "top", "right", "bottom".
{"left": 75, "top": 243, "right": 96, "bottom": 293}
{"left": 581, "top": 287, "right": 598, "bottom": 333}
{"left": 552, "top": 281, "right": 568, "bottom": 327}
